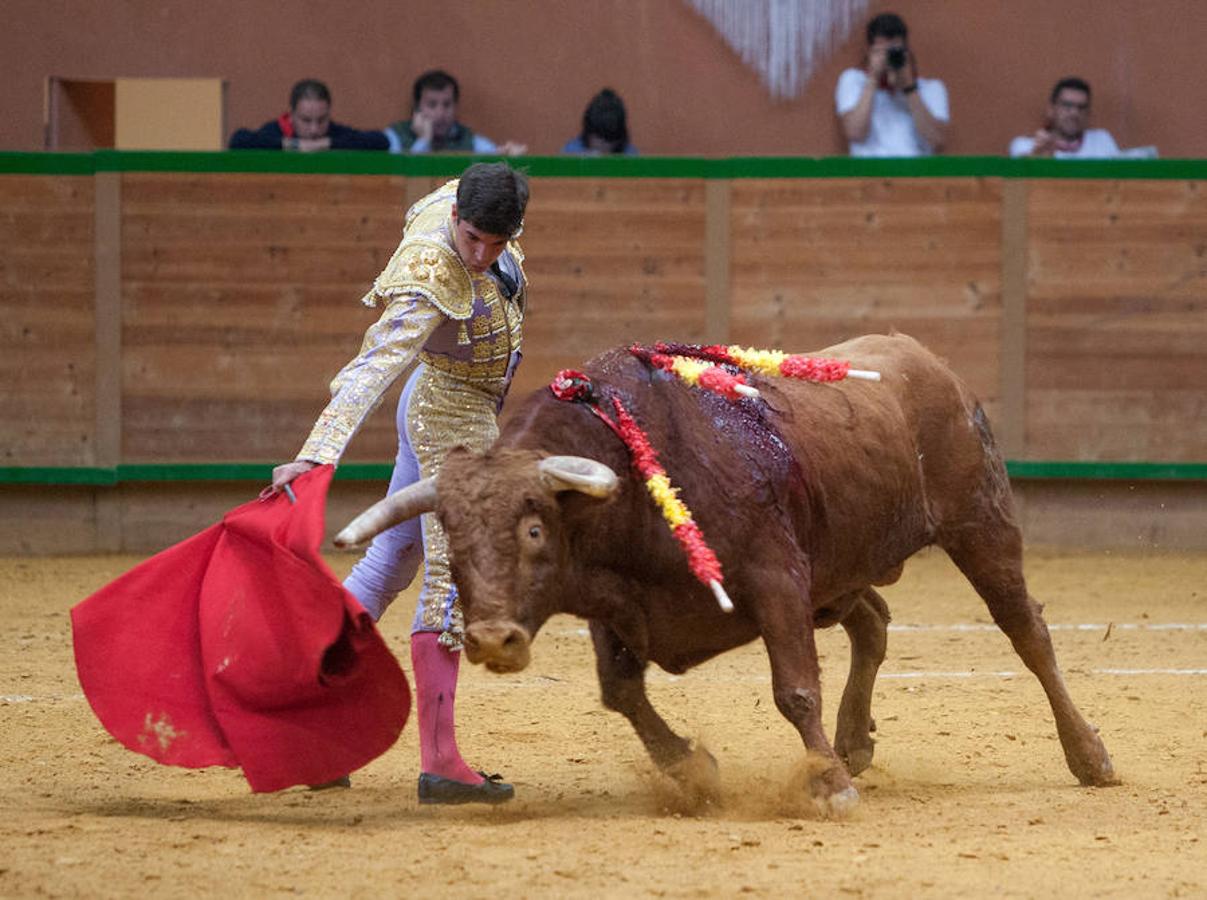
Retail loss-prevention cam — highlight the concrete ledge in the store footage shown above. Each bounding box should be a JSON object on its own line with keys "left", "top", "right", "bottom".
{"left": 2, "top": 478, "right": 1204, "bottom": 555}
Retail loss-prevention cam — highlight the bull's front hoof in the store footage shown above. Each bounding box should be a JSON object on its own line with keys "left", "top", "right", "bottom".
{"left": 813, "top": 785, "right": 860, "bottom": 818}
{"left": 789, "top": 756, "right": 860, "bottom": 818}
{"left": 1068, "top": 735, "right": 1120, "bottom": 787}
{"left": 666, "top": 745, "right": 721, "bottom": 809}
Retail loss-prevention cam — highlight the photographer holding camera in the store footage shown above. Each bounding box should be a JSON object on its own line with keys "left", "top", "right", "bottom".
{"left": 835, "top": 12, "right": 949, "bottom": 156}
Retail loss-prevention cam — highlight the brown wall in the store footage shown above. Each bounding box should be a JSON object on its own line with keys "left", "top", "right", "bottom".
{"left": 5, "top": 1, "right": 1207, "bottom": 157}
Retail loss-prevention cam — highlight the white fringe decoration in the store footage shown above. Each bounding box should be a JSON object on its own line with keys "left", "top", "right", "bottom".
{"left": 686, "top": 0, "right": 869, "bottom": 99}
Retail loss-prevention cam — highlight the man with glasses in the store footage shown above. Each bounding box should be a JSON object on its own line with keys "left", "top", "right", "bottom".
{"left": 1010, "top": 77, "right": 1120, "bottom": 158}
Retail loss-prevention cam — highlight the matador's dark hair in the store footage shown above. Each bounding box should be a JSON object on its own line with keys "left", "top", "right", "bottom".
{"left": 456, "top": 162, "right": 529, "bottom": 237}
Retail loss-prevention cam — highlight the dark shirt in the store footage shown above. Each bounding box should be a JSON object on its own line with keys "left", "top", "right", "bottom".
{"left": 229, "top": 118, "right": 388, "bottom": 151}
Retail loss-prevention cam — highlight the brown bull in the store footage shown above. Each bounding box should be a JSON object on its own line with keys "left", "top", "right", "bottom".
{"left": 337, "top": 333, "right": 1117, "bottom": 812}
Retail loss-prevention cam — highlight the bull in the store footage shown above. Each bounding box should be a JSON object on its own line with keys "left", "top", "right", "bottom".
{"left": 337, "top": 333, "right": 1117, "bottom": 813}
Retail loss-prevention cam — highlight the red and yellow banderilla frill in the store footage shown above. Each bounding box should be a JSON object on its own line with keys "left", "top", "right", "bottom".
{"left": 628, "top": 344, "right": 758, "bottom": 401}
{"left": 549, "top": 344, "right": 880, "bottom": 614}
{"left": 549, "top": 369, "right": 733, "bottom": 612}
{"left": 652, "top": 342, "right": 881, "bottom": 385}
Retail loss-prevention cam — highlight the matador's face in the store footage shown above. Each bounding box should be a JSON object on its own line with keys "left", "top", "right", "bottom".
{"left": 451, "top": 206, "right": 509, "bottom": 274}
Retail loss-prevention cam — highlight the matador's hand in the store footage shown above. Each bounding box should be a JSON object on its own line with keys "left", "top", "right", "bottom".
{"left": 270, "top": 459, "right": 318, "bottom": 493}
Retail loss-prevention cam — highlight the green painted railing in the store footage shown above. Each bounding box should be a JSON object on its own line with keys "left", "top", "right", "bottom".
{"left": 2, "top": 461, "right": 1205, "bottom": 486}
{"left": 0, "top": 463, "right": 389, "bottom": 486}
{"left": 1, "top": 150, "right": 1204, "bottom": 180}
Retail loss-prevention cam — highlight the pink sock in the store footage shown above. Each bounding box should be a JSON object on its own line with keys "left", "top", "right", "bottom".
{"left": 410, "top": 631, "right": 483, "bottom": 784}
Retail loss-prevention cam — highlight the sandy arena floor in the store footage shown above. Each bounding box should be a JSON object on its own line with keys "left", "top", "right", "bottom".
{"left": 1, "top": 547, "right": 1204, "bottom": 898}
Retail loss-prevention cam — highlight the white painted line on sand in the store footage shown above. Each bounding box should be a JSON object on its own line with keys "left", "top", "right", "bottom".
{"left": 555, "top": 622, "right": 1206, "bottom": 638}
{"left": 1, "top": 693, "right": 85, "bottom": 704}
{"left": 1095, "top": 668, "right": 1207, "bottom": 676}
{"left": 880, "top": 671, "right": 1021, "bottom": 679}
{"left": 881, "top": 669, "right": 1207, "bottom": 679}
{"left": 888, "top": 623, "right": 1207, "bottom": 633}
{"left": 640, "top": 667, "right": 1207, "bottom": 685}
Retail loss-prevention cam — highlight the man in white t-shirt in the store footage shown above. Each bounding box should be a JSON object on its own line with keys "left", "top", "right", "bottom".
{"left": 835, "top": 12, "right": 949, "bottom": 157}
{"left": 1009, "top": 77, "right": 1120, "bottom": 159}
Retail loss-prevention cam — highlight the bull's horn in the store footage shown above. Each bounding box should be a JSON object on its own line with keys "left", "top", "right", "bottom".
{"left": 538, "top": 456, "right": 619, "bottom": 499}
{"left": 334, "top": 476, "right": 438, "bottom": 547}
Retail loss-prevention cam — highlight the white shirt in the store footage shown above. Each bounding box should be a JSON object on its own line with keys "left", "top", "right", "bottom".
{"left": 835, "top": 68, "right": 949, "bottom": 157}
{"left": 1008, "top": 129, "right": 1121, "bottom": 159}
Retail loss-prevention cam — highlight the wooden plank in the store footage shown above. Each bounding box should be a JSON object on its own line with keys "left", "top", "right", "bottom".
{"left": 1026, "top": 389, "right": 1207, "bottom": 460}
{"left": 0, "top": 487, "right": 99, "bottom": 554}
{"left": 1014, "top": 480, "right": 1207, "bottom": 551}
{"left": 6, "top": 479, "right": 1205, "bottom": 554}
{"left": 999, "top": 179, "right": 1028, "bottom": 457}
{"left": 519, "top": 177, "right": 709, "bottom": 376}
{"left": 93, "top": 171, "right": 122, "bottom": 550}
{"left": 728, "top": 178, "right": 1004, "bottom": 408}
{"left": 94, "top": 171, "right": 121, "bottom": 468}
{"left": 119, "top": 173, "right": 410, "bottom": 461}
{"left": 0, "top": 175, "right": 97, "bottom": 466}
{"left": 705, "top": 180, "right": 730, "bottom": 344}
{"left": 403, "top": 176, "right": 438, "bottom": 214}
{"left": 1026, "top": 179, "right": 1207, "bottom": 461}
{"left": 121, "top": 172, "right": 411, "bottom": 208}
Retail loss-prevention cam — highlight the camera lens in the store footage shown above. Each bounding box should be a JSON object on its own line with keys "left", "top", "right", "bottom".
{"left": 887, "top": 47, "right": 906, "bottom": 69}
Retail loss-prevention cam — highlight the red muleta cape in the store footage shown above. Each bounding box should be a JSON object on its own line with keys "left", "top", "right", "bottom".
{"left": 71, "top": 465, "right": 410, "bottom": 792}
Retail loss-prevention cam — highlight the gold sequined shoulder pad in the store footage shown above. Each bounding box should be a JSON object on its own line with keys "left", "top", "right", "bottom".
{"left": 368, "top": 237, "right": 474, "bottom": 320}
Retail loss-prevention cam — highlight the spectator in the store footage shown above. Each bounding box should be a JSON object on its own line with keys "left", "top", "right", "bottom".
{"left": 229, "top": 79, "right": 388, "bottom": 151}
{"left": 384, "top": 69, "right": 526, "bottom": 155}
{"left": 1009, "top": 77, "right": 1120, "bottom": 158}
{"left": 562, "top": 89, "right": 638, "bottom": 155}
{"left": 835, "top": 13, "right": 948, "bottom": 157}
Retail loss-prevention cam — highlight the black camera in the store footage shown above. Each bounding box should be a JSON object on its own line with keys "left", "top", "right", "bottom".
{"left": 886, "top": 46, "right": 907, "bottom": 69}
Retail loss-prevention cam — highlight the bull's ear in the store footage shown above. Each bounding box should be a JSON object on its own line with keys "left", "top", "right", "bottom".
{"left": 538, "top": 456, "right": 619, "bottom": 499}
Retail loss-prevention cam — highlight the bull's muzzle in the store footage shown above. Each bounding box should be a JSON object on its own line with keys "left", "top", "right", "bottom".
{"left": 462, "top": 620, "right": 532, "bottom": 673}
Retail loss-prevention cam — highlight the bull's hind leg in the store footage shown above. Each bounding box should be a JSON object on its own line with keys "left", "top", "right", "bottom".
{"left": 588, "top": 622, "right": 720, "bottom": 803}
{"left": 835, "top": 587, "right": 891, "bottom": 776}
{"left": 941, "top": 520, "right": 1117, "bottom": 786}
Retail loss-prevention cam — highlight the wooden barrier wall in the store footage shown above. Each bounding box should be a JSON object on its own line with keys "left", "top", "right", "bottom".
{"left": 0, "top": 176, "right": 96, "bottom": 466}
{"left": 1, "top": 155, "right": 1205, "bottom": 552}
{"left": 6, "top": 167, "right": 1205, "bottom": 466}
{"left": 1026, "top": 179, "right": 1207, "bottom": 460}
{"left": 729, "top": 178, "right": 1006, "bottom": 427}
{"left": 120, "top": 172, "right": 408, "bottom": 462}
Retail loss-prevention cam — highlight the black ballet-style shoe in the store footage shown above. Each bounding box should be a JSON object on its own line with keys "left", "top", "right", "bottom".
{"left": 417, "top": 771, "right": 515, "bottom": 805}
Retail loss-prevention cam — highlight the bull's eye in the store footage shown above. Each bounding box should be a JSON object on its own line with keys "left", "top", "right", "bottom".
{"left": 528, "top": 525, "right": 541, "bottom": 540}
